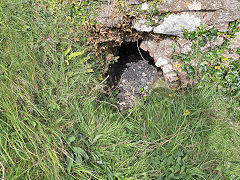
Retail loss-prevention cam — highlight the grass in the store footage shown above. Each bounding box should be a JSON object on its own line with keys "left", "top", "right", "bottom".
{"left": 0, "top": 1, "right": 240, "bottom": 179}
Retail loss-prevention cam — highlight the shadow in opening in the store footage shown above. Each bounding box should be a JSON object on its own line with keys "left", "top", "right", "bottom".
{"left": 107, "top": 41, "right": 160, "bottom": 88}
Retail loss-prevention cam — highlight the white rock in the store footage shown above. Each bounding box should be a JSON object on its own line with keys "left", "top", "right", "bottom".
{"left": 155, "top": 57, "right": 169, "bottom": 67}
{"left": 188, "top": 1, "right": 202, "bottom": 10}
{"left": 133, "top": 19, "right": 153, "bottom": 32}
{"left": 164, "top": 72, "right": 178, "bottom": 82}
{"left": 162, "top": 64, "right": 173, "bottom": 74}
{"left": 177, "top": 38, "right": 192, "bottom": 54}
{"left": 229, "top": 31, "right": 240, "bottom": 49}
{"left": 141, "top": 3, "right": 149, "bottom": 10}
{"left": 153, "top": 13, "right": 201, "bottom": 37}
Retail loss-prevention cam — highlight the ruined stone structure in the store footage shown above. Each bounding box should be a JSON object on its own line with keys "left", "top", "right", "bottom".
{"left": 94, "top": 0, "right": 240, "bottom": 108}
{"left": 96, "top": 0, "right": 240, "bottom": 86}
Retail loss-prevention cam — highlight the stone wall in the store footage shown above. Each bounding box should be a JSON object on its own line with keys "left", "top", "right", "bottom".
{"left": 95, "top": 0, "right": 240, "bottom": 88}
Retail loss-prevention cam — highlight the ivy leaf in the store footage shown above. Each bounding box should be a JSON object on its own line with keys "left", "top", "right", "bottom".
{"left": 236, "top": 48, "right": 240, "bottom": 55}
{"left": 186, "top": 65, "right": 195, "bottom": 75}
{"left": 225, "top": 73, "right": 235, "bottom": 82}
{"left": 235, "top": 90, "right": 240, "bottom": 97}
{"left": 198, "top": 40, "right": 206, "bottom": 47}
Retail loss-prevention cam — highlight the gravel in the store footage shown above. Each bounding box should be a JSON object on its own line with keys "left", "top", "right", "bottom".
{"left": 116, "top": 59, "right": 160, "bottom": 110}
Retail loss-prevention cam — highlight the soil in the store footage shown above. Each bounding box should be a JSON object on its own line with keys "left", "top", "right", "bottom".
{"left": 107, "top": 42, "right": 163, "bottom": 110}
{"left": 116, "top": 59, "right": 160, "bottom": 110}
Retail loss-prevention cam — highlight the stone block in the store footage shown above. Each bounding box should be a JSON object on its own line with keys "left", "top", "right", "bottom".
{"left": 155, "top": 57, "right": 170, "bottom": 67}
{"left": 153, "top": 38, "right": 177, "bottom": 60}
{"left": 156, "top": 0, "right": 223, "bottom": 12}
{"left": 229, "top": 31, "right": 240, "bottom": 49}
{"left": 164, "top": 71, "right": 178, "bottom": 82}
{"left": 177, "top": 38, "right": 192, "bottom": 54}
{"left": 133, "top": 19, "right": 153, "bottom": 32}
{"left": 162, "top": 64, "right": 173, "bottom": 74}
{"left": 153, "top": 13, "right": 201, "bottom": 37}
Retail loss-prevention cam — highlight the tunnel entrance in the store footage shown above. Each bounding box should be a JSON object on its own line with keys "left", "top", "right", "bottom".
{"left": 107, "top": 41, "right": 163, "bottom": 110}
{"left": 108, "top": 41, "right": 160, "bottom": 87}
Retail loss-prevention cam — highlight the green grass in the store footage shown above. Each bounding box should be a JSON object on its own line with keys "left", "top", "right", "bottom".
{"left": 0, "top": 1, "right": 240, "bottom": 179}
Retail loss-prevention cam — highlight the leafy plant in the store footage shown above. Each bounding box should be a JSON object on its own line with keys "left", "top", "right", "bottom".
{"left": 151, "top": 150, "right": 204, "bottom": 179}
{"left": 173, "top": 20, "right": 240, "bottom": 102}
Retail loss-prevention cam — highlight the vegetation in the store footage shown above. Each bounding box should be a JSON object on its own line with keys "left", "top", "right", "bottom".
{"left": 174, "top": 22, "right": 240, "bottom": 104}
{"left": 0, "top": 0, "right": 239, "bottom": 179}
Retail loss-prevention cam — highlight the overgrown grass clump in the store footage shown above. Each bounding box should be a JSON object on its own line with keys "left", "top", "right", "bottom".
{"left": 0, "top": 1, "right": 240, "bottom": 179}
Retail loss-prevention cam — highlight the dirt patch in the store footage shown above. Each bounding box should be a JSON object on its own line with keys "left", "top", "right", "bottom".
{"left": 107, "top": 41, "right": 163, "bottom": 110}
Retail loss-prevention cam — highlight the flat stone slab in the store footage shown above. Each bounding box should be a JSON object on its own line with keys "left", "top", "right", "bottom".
{"left": 133, "top": 19, "right": 153, "bottom": 32}
{"left": 153, "top": 13, "right": 201, "bottom": 37}
{"left": 97, "top": 0, "right": 240, "bottom": 35}
{"left": 157, "top": 0, "right": 224, "bottom": 12}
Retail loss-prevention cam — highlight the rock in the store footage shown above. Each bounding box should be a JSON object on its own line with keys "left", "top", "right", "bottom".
{"left": 222, "top": 49, "right": 240, "bottom": 61}
{"left": 177, "top": 38, "right": 192, "bottom": 54}
{"left": 195, "top": 0, "right": 240, "bottom": 31}
{"left": 127, "top": 0, "right": 141, "bottom": 4}
{"left": 172, "top": 62, "right": 189, "bottom": 86}
{"left": 141, "top": 2, "right": 149, "bottom": 10}
{"left": 133, "top": 19, "right": 153, "bottom": 32}
{"left": 187, "top": 1, "right": 202, "bottom": 10}
{"left": 153, "top": 38, "right": 178, "bottom": 61}
{"left": 153, "top": 13, "right": 201, "bottom": 37}
{"left": 213, "top": 23, "right": 229, "bottom": 32}
{"left": 213, "top": 36, "right": 225, "bottom": 47}
{"left": 134, "top": 0, "right": 240, "bottom": 34}
{"left": 200, "top": 36, "right": 225, "bottom": 52}
{"left": 96, "top": 3, "right": 123, "bottom": 27}
{"left": 155, "top": 57, "right": 169, "bottom": 67}
{"left": 96, "top": 0, "right": 240, "bottom": 32}
{"left": 215, "top": 0, "right": 240, "bottom": 23}
{"left": 162, "top": 64, "right": 173, "bottom": 74}
{"left": 140, "top": 38, "right": 160, "bottom": 57}
{"left": 156, "top": 0, "right": 223, "bottom": 12}
{"left": 229, "top": 32, "right": 240, "bottom": 49}
{"left": 213, "top": 22, "right": 240, "bottom": 61}
{"left": 94, "top": 0, "right": 240, "bottom": 93}
{"left": 140, "top": 37, "right": 181, "bottom": 83}
{"left": 164, "top": 71, "right": 178, "bottom": 82}
{"left": 116, "top": 59, "right": 159, "bottom": 109}
{"left": 177, "top": 34, "right": 225, "bottom": 55}
{"left": 152, "top": 76, "right": 169, "bottom": 89}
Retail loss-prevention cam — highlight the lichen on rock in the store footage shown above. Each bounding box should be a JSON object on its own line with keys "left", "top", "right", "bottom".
{"left": 153, "top": 13, "right": 201, "bottom": 37}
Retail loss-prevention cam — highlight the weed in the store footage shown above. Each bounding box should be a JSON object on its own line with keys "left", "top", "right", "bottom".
{"left": 174, "top": 21, "right": 240, "bottom": 103}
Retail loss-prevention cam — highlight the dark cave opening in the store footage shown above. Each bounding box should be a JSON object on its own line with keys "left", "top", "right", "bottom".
{"left": 107, "top": 41, "right": 161, "bottom": 88}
